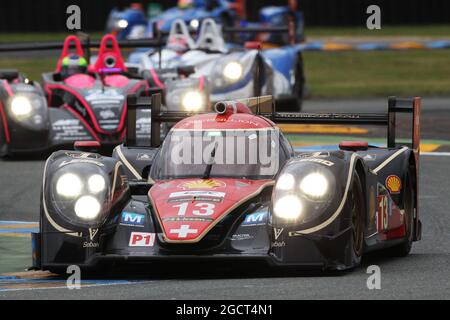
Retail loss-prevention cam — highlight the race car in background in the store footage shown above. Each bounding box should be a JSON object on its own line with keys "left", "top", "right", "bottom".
{"left": 106, "top": 0, "right": 304, "bottom": 43}
{"left": 0, "top": 34, "right": 151, "bottom": 157}
{"left": 129, "top": 19, "right": 305, "bottom": 111}
{"left": 32, "top": 94, "right": 422, "bottom": 273}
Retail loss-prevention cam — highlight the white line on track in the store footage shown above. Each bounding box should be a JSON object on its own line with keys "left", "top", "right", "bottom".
{"left": 421, "top": 152, "right": 450, "bottom": 157}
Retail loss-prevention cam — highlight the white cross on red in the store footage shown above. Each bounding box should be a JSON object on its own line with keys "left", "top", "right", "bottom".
{"left": 169, "top": 225, "right": 198, "bottom": 238}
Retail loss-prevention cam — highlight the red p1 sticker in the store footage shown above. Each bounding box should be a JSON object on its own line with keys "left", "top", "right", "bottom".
{"left": 129, "top": 232, "right": 155, "bottom": 247}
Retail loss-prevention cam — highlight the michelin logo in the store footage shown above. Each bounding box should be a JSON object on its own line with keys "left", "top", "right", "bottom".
{"left": 242, "top": 211, "right": 267, "bottom": 226}
{"left": 120, "top": 212, "right": 145, "bottom": 227}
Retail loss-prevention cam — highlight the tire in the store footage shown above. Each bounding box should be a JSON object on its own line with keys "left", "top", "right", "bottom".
{"left": 349, "top": 172, "right": 365, "bottom": 263}
{"left": 386, "top": 170, "right": 415, "bottom": 257}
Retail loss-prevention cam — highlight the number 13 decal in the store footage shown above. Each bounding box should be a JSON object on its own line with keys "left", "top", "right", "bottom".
{"left": 173, "top": 202, "right": 215, "bottom": 216}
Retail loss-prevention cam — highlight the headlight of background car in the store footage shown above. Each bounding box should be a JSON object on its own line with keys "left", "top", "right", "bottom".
{"left": 9, "top": 93, "right": 48, "bottom": 130}
{"left": 117, "top": 19, "right": 128, "bottom": 29}
{"left": 48, "top": 163, "right": 110, "bottom": 227}
{"left": 181, "top": 91, "right": 204, "bottom": 111}
{"left": 273, "top": 163, "right": 336, "bottom": 224}
{"left": 211, "top": 52, "right": 257, "bottom": 90}
{"left": 165, "top": 77, "right": 209, "bottom": 112}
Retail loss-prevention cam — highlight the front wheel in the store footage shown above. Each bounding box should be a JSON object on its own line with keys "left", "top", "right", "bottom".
{"left": 350, "top": 172, "right": 365, "bottom": 265}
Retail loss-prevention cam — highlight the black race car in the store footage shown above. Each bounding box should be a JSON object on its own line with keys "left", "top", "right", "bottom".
{"left": 32, "top": 94, "right": 422, "bottom": 273}
{"left": 0, "top": 35, "right": 159, "bottom": 157}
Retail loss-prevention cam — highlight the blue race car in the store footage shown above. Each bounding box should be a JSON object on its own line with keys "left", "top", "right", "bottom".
{"left": 128, "top": 19, "right": 305, "bottom": 111}
{"left": 106, "top": 0, "right": 304, "bottom": 43}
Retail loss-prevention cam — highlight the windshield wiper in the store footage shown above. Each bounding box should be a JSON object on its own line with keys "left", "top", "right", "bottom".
{"left": 202, "top": 144, "right": 217, "bottom": 179}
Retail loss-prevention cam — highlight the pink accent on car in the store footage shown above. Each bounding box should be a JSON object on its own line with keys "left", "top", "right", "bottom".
{"left": 104, "top": 74, "right": 129, "bottom": 88}
{"left": 64, "top": 74, "right": 96, "bottom": 89}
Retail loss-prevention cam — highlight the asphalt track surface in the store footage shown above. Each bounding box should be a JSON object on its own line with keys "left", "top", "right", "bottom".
{"left": 0, "top": 98, "right": 450, "bottom": 299}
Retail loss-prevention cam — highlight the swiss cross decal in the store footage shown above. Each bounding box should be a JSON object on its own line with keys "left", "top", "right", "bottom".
{"left": 169, "top": 225, "right": 199, "bottom": 239}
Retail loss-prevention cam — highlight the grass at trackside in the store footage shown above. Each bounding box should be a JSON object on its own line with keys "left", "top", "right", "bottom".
{"left": 303, "top": 49, "right": 450, "bottom": 97}
{"left": 307, "top": 24, "right": 450, "bottom": 38}
{"left": 0, "top": 58, "right": 55, "bottom": 82}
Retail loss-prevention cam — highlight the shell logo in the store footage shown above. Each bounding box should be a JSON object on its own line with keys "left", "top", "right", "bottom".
{"left": 385, "top": 175, "right": 401, "bottom": 194}
{"left": 178, "top": 179, "right": 226, "bottom": 189}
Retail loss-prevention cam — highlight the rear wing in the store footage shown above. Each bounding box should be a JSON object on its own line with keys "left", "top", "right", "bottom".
{"left": 126, "top": 94, "right": 421, "bottom": 154}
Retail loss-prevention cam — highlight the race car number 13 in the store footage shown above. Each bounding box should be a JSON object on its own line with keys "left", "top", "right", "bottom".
{"left": 173, "top": 202, "right": 215, "bottom": 216}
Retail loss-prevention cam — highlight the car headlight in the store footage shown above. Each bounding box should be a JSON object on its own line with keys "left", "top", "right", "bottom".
{"left": 11, "top": 96, "right": 32, "bottom": 116}
{"left": 56, "top": 173, "right": 83, "bottom": 198}
{"left": 74, "top": 195, "right": 101, "bottom": 220}
{"left": 49, "top": 163, "right": 111, "bottom": 226}
{"left": 299, "top": 172, "right": 329, "bottom": 199}
{"left": 223, "top": 62, "right": 243, "bottom": 81}
{"left": 117, "top": 19, "right": 129, "bottom": 29}
{"left": 272, "top": 163, "right": 336, "bottom": 225}
{"left": 182, "top": 91, "right": 204, "bottom": 111}
{"left": 190, "top": 19, "right": 199, "bottom": 29}
{"left": 275, "top": 173, "right": 295, "bottom": 191}
{"left": 88, "top": 174, "right": 106, "bottom": 193}
{"left": 273, "top": 195, "right": 303, "bottom": 220}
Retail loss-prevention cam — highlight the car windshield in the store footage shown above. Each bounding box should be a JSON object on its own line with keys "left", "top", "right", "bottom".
{"left": 153, "top": 128, "right": 283, "bottom": 180}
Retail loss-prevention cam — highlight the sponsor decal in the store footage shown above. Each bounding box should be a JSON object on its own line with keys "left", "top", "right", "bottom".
{"left": 168, "top": 196, "right": 223, "bottom": 203}
{"left": 120, "top": 212, "right": 145, "bottom": 227}
{"left": 231, "top": 233, "right": 254, "bottom": 241}
{"left": 88, "top": 228, "right": 98, "bottom": 241}
{"left": 163, "top": 216, "right": 213, "bottom": 222}
{"left": 298, "top": 158, "right": 334, "bottom": 167}
{"left": 59, "top": 159, "right": 104, "bottom": 167}
{"left": 178, "top": 179, "right": 226, "bottom": 189}
{"left": 129, "top": 232, "right": 155, "bottom": 247}
{"left": 169, "top": 191, "right": 226, "bottom": 198}
{"left": 83, "top": 241, "right": 99, "bottom": 248}
{"left": 385, "top": 175, "right": 401, "bottom": 194}
{"left": 137, "top": 153, "right": 154, "bottom": 161}
{"left": 65, "top": 152, "right": 101, "bottom": 159}
{"left": 363, "top": 154, "right": 377, "bottom": 161}
{"left": 99, "top": 109, "right": 116, "bottom": 119}
{"left": 272, "top": 241, "right": 286, "bottom": 247}
{"left": 274, "top": 227, "right": 284, "bottom": 240}
{"left": 242, "top": 211, "right": 267, "bottom": 226}
{"left": 376, "top": 195, "right": 391, "bottom": 231}
{"left": 169, "top": 224, "right": 198, "bottom": 239}
{"left": 298, "top": 151, "right": 331, "bottom": 158}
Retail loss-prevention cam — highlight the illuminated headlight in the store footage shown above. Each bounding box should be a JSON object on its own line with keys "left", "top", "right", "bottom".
{"left": 299, "top": 172, "right": 329, "bottom": 199}
{"left": 117, "top": 19, "right": 129, "bottom": 29}
{"left": 275, "top": 173, "right": 295, "bottom": 191}
{"left": 273, "top": 195, "right": 303, "bottom": 220}
{"left": 190, "top": 19, "right": 199, "bottom": 29}
{"left": 88, "top": 174, "right": 106, "bottom": 193}
{"left": 11, "top": 96, "right": 32, "bottom": 116}
{"left": 74, "top": 195, "right": 101, "bottom": 220}
{"left": 223, "top": 62, "right": 243, "bottom": 81}
{"left": 182, "top": 91, "right": 203, "bottom": 111}
{"left": 56, "top": 173, "right": 82, "bottom": 198}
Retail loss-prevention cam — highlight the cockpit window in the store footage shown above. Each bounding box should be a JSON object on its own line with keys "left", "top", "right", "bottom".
{"left": 152, "top": 128, "right": 287, "bottom": 180}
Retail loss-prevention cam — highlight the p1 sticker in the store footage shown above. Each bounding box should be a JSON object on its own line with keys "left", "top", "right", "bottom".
{"left": 129, "top": 232, "right": 155, "bottom": 247}
{"left": 385, "top": 175, "right": 401, "bottom": 194}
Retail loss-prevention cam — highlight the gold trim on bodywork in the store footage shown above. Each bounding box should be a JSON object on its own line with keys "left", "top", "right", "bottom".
{"left": 115, "top": 145, "right": 142, "bottom": 180}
